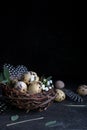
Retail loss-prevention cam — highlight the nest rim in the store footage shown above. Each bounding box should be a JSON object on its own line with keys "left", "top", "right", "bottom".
{"left": 1, "top": 84, "right": 56, "bottom": 112}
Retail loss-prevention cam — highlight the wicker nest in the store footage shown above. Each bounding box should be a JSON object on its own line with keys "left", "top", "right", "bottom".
{"left": 0, "top": 64, "right": 56, "bottom": 112}
{"left": 2, "top": 84, "right": 56, "bottom": 112}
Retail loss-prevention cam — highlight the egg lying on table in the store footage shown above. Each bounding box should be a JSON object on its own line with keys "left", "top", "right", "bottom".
{"left": 14, "top": 81, "right": 27, "bottom": 93}
{"left": 55, "top": 89, "right": 66, "bottom": 102}
{"left": 22, "top": 71, "right": 39, "bottom": 85}
{"left": 28, "top": 81, "right": 42, "bottom": 94}
{"left": 55, "top": 80, "right": 65, "bottom": 89}
{"left": 77, "top": 85, "right": 87, "bottom": 96}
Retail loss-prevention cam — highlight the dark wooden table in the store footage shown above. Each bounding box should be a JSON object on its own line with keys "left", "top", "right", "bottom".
{"left": 0, "top": 81, "right": 87, "bottom": 130}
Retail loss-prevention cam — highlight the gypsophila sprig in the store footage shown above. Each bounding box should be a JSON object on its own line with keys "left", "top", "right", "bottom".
{"left": 41, "top": 76, "right": 54, "bottom": 91}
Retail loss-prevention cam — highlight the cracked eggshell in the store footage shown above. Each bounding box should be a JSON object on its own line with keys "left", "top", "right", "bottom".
{"left": 55, "top": 80, "right": 65, "bottom": 89}
{"left": 77, "top": 85, "right": 87, "bottom": 96}
{"left": 28, "top": 81, "right": 42, "bottom": 94}
{"left": 22, "top": 71, "right": 39, "bottom": 84}
{"left": 14, "top": 81, "right": 27, "bottom": 93}
{"left": 55, "top": 89, "right": 66, "bottom": 102}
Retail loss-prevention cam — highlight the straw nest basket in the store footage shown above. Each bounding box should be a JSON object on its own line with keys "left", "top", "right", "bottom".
{"left": 1, "top": 84, "right": 56, "bottom": 112}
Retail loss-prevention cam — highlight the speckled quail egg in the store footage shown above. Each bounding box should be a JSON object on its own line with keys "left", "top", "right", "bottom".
{"left": 77, "top": 85, "right": 87, "bottom": 96}
{"left": 28, "top": 81, "right": 42, "bottom": 94}
{"left": 14, "top": 81, "right": 27, "bottom": 93}
{"left": 10, "top": 79, "right": 18, "bottom": 85}
{"left": 55, "top": 80, "right": 65, "bottom": 89}
{"left": 55, "top": 89, "right": 66, "bottom": 102}
{"left": 22, "top": 71, "right": 39, "bottom": 85}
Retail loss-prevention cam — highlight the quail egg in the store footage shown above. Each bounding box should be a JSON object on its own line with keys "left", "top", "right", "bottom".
{"left": 10, "top": 79, "right": 18, "bottom": 87}
{"left": 55, "top": 80, "right": 65, "bottom": 89}
{"left": 11, "top": 79, "right": 18, "bottom": 83}
{"left": 22, "top": 71, "right": 39, "bottom": 84}
{"left": 14, "top": 81, "right": 27, "bottom": 93}
{"left": 55, "top": 89, "right": 66, "bottom": 102}
{"left": 28, "top": 81, "right": 42, "bottom": 94}
{"left": 77, "top": 85, "right": 87, "bottom": 96}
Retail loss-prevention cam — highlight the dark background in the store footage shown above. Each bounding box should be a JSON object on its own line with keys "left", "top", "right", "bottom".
{"left": 0, "top": 4, "right": 86, "bottom": 81}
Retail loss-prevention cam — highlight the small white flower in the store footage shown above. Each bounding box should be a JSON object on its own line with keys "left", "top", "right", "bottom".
{"left": 43, "top": 79, "right": 46, "bottom": 82}
{"left": 49, "top": 86, "right": 52, "bottom": 89}
{"left": 42, "top": 84, "right": 46, "bottom": 90}
{"left": 47, "top": 81, "right": 50, "bottom": 86}
{"left": 52, "top": 85, "right": 54, "bottom": 88}
{"left": 45, "top": 87, "right": 49, "bottom": 91}
{"left": 42, "top": 87, "right": 46, "bottom": 90}
{"left": 50, "top": 80, "right": 53, "bottom": 84}
{"left": 42, "top": 84, "right": 45, "bottom": 89}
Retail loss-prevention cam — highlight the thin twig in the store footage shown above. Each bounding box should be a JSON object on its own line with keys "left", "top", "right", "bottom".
{"left": 64, "top": 104, "right": 87, "bottom": 107}
{"left": 6, "top": 117, "right": 44, "bottom": 127}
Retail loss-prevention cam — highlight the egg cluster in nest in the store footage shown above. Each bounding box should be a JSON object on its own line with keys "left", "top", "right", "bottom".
{"left": 1, "top": 64, "right": 56, "bottom": 112}
{"left": 9, "top": 71, "right": 54, "bottom": 95}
